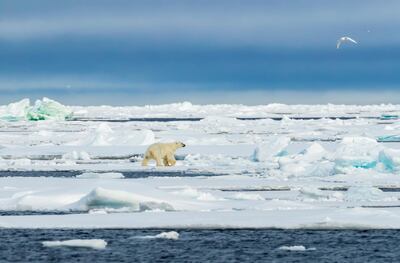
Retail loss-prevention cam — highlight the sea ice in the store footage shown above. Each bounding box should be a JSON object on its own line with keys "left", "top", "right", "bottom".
{"left": 334, "top": 137, "right": 382, "bottom": 172}
{"left": 277, "top": 245, "right": 316, "bottom": 251}
{"left": 229, "top": 193, "right": 264, "bottom": 201}
{"left": 69, "top": 187, "right": 174, "bottom": 212}
{"left": 42, "top": 239, "right": 107, "bottom": 250}
{"left": 172, "top": 187, "right": 221, "bottom": 201}
{"left": 378, "top": 149, "right": 400, "bottom": 172}
{"left": 89, "top": 123, "right": 155, "bottom": 146}
{"left": 0, "top": 98, "right": 30, "bottom": 121}
{"left": 62, "top": 151, "right": 91, "bottom": 161}
{"left": 344, "top": 186, "right": 385, "bottom": 202}
{"left": 252, "top": 137, "right": 290, "bottom": 162}
{"left": 76, "top": 172, "right": 125, "bottom": 179}
{"left": 137, "top": 231, "right": 180, "bottom": 240}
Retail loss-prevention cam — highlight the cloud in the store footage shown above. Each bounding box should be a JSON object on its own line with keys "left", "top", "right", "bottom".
{"left": 1, "top": 0, "right": 400, "bottom": 47}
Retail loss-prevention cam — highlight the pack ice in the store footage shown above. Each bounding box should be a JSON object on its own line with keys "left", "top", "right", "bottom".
{"left": 0, "top": 99, "right": 400, "bottom": 228}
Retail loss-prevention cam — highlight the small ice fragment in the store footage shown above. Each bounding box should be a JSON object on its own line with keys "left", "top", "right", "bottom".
{"left": 154, "top": 231, "right": 180, "bottom": 240}
{"left": 278, "top": 245, "right": 316, "bottom": 251}
{"left": 42, "top": 239, "right": 107, "bottom": 250}
{"left": 138, "top": 231, "right": 180, "bottom": 240}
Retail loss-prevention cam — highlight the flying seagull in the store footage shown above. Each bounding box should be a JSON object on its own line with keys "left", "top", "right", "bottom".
{"left": 337, "top": 36, "right": 358, "bottom": 49}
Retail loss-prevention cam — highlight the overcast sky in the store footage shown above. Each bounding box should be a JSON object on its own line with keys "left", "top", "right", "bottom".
{"left": 1, "top": 0, "right": 400, "bottom": 105}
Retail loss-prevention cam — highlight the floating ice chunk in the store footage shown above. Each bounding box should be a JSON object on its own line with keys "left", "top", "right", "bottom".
{"left": 229, "top": 193, "right": 264, "bottom": 201}
{"left": 278, "top": 245, "right": 316, "bottom": 251}
{"left": 76, "top": 172, "right": 125, "bottom": 179}
{"left": 26, "top": 97, "right": 72, "bottom": 121}
{"left": 137, "top": 231, "right": 180, "bottom": 240}
{"left": 154, "top": 231, "right": 179, "bottom": 240}
{"left": 42, "top": 239, "right": 107, "bottom": 250}
{"left": 345, "top": 186, "right": 384, "bottom": 202}
{"left": 252, "top": 137, "right": 291, "bottom": 162}
{"left": 378, "top": 149, "right": 400, "bottom": 171}
{"left": 69, "top": 187, "right": 174, "bottom": 212}
{"left": 62, "top": 151, "right": 91, "bottom": 160}
{"left": 334, "top": 137, "right": 382, "bottom": 171}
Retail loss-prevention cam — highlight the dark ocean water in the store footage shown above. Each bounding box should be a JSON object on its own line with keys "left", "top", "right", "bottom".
{"left": 1, "top": 229, "right": 399, "bottom": 262}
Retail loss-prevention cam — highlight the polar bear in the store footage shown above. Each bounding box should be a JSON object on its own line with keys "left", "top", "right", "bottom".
{"left": 142, "top": 141, "right": 186, "bottom": 166}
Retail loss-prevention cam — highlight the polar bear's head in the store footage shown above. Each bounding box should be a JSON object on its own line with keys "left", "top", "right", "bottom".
{"left": 175, "top": 141, "right": 186, "bottom": 148}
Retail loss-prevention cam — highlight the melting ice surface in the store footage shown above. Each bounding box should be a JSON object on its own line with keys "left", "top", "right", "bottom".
{"left": 0, "top": 99, "right": 400, "bottom": 228}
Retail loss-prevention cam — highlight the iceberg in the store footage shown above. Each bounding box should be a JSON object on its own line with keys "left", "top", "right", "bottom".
{"left": 26, "top": 97, "right": 72, "bottom": 121}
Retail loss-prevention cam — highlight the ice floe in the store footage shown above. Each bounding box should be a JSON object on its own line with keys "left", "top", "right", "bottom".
{"left": 42, "top": 239, "right": 107, "bottom": 250}
{"left": 277, "top": 245, "right": 316, "bottom": 251}
{"left": 136, "top": 231, "right": 180, "bottom": 240}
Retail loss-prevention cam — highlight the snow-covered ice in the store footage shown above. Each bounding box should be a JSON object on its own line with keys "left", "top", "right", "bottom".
{"left": 0, "top": 99, "right": 400, "bottom": 229}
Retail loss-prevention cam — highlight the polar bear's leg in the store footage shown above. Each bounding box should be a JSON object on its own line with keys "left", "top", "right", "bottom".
{"left": 141, "top": 156, "right": 150, "bottom": 166}
{"left": 166, "top": 153, "right": 176, "bottom": 166}
{"left": 155, "top": 156, "right": 163, "bottom": 166}
{"left": 163, "top": 156, "right": 170, "bottom": 166}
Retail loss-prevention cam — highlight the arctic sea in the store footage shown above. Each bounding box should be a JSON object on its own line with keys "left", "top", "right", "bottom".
{"left": 1, "top": 229, "right": 398, "bottom": 262}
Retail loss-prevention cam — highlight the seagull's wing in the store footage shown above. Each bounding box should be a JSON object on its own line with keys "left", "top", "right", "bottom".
{"left": 336, "top": 39, "right": 342, "bottom": 49}
{"left": 345, "top": 37, "right": 358, "bottom": 44}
